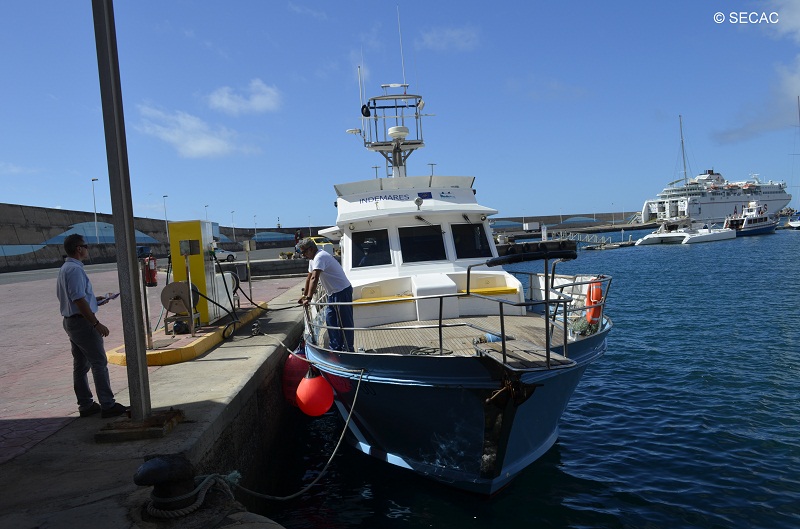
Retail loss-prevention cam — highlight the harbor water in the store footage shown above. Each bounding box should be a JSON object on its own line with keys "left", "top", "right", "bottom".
{"left": 261, "top": 230, "right": 800, "bottom": 529}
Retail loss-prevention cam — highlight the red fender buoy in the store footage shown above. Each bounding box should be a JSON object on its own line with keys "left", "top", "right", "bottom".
{"left": 282, "top": 352, "right": 308, "bottom": 407}
{"left": 586, "top": 280, "right": 603, "bottom": 325}
{"left": 296, "top": 367, "right": 334, "bottom": 417}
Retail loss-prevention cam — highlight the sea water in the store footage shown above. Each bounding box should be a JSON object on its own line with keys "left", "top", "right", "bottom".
{"left": 261, "top": 230, "right": 800, "bottom": 529}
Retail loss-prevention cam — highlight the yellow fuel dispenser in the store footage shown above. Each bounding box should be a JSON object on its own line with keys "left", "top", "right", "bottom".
{"left": 167, "top": 220, "right": 236, "bottom": 325}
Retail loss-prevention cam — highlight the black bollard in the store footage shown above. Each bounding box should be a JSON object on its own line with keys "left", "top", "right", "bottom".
{"left": 134, "top": 454, "right": 197, "bottom": 511}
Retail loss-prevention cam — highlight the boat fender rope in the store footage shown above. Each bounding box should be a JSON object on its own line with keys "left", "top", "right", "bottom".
{"left": 222, "top": 368, "right": 366, "bottom": 502}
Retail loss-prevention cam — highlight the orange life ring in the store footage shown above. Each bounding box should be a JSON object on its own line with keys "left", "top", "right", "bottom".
{"left": 586, "top": 280, "right": 603, "bottom": 325}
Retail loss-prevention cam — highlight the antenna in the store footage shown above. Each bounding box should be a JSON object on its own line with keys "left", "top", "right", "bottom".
{"left": 397, "top": 5, "right": 406, "bottom": 89}
{"left": 357, "top": 64, "right": 364, "bottom": 108}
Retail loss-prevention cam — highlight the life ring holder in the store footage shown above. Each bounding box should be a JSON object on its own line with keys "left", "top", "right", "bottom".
{"left": 585, "top": 280, "right": 603, "bottom": 325}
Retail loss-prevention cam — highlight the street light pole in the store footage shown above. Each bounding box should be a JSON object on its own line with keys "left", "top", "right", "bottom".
{"left": 372, "top": 165, "right": 379, "bottom": 179}
{"left": 428, "top": 163, "right": 436, "bottom": 176}
{"left": 91, "top": 178, "right": 99, "bottom": 244}
{"left": 205, "top": 204, "right": 209, "bottom": 221}
{"left": 253, "top": 215, "right": 257, "bottom": 239}
{"left": 162, "top": 195, "right": 169, "bottom": 245}
{"left": 231, "top": 210, "right": 236, "bottom": 243}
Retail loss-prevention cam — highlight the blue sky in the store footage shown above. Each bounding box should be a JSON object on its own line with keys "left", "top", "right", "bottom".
{"left": 2, "top": 1, "right": 799, "bottom": 230}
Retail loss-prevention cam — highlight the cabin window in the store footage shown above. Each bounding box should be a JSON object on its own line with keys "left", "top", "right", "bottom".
{"left": 351, "top": 229, "right": 391, "bottom": 268}
{"left": 452, "top": 223, "right": 493, "bottom": 259}
{"left": 399, "top": 225, "right": 447, "bottom": 263}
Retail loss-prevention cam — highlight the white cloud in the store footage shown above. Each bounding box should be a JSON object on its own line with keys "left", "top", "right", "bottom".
{"left": 416, "top": 26, "right": 480, "bottom": 52}
{"left": 208, "top": 79, "right": 281, "bottom": 116}
{"left": 136, "top": 104, "right": 240, "bottom": 158}
{"left": 0, "top": 162, "right": 38, "bottom": 175}
{"left": 768, "top": 0, "right": 800, "bottom": 43}
{"left": 287, "top": 2, "right": 327, "bottom": 21}
{"left": 713, "top": 47, "right": 800, "bottom": 143}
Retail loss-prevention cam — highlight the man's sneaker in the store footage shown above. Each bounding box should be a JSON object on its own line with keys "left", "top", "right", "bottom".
{"left": 101, "top": 403, "right": 129, "bottom": 418}
{"left": 79, "top": 402, "right": 101, "bottom": 417}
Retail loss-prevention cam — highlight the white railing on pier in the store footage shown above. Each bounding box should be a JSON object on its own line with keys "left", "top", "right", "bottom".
{"left": 550, "top": 232, "right": 612, "bottom": 245}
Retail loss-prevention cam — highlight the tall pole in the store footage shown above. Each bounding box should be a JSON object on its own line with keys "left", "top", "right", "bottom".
{"left": 372, "top": 165, "right": 379, "bottom": 179}
{"left": 253, "top": 215, "right": 257, "bottom": 239}
{"left": 428, "top": 162, "right": 436, "bottom": 176}
{"left": 231, "top": 210, "right": 236, "bottom": 243}
{"left": 93, "top": 0, "right": 151, "bottom": 420}
{"left": 162, "top": 195, "right": 169, "bottom": 245}
{"left": 205, "top": 204, "right": 209, "bottom": 221}
{"left": 91, "top": 178, "right": 99, "bottom": 243}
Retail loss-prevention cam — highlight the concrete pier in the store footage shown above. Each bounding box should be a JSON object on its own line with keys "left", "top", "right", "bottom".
{"left": 0, "top": 267, "right": 307, "bottom": 528}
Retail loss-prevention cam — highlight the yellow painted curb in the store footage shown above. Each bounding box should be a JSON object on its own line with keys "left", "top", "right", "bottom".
{"left": 108, "top": 302, "right": 269, "bottom": 366}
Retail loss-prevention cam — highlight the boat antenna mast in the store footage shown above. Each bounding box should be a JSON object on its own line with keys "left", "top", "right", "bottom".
{"left": 346, "top": 9, "right": 428, "bottom": 178}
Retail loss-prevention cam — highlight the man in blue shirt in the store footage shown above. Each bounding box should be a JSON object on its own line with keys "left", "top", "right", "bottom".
{"left": 56, "top": 234, "right": 127, "bottom": 418}
{"left": 296, "top": 238, "right": 354, "bottom": 351}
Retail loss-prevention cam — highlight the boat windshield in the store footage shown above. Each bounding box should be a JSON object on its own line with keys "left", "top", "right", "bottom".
{"left": 452, "top": 223, "right": 493, "bottom": 259}
{"left": 399, "top": 225, "right": 446, "bottom": 263}
{"left": 352, "top": 229, "right": 391, "bottom": 268}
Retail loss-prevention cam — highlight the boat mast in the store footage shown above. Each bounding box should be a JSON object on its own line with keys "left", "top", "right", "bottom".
{"left": 679, "top": 115, "right": 688, "bottom": 187}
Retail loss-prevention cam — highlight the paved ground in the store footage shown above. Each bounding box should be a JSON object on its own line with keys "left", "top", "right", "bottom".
{"left": 0, "top": 266, "right": 306, "bottom": 528}
{"left": 0, "top": 267, "right": 301, "bottom": 464}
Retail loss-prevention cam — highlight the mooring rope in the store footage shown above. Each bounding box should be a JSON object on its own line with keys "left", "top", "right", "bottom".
{"left": 145, "top": 474, "right": 234, "bottom": 519}
{"left": 146, "top": 326, "right": 367, "bottom": 518}
{"left": 226, "top": 365, "right": 365, "bottom": 501}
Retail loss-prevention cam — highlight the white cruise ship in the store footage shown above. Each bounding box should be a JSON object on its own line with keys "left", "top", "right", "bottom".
{"left": 640, "top": 169, "right": 791, "bottom": 224}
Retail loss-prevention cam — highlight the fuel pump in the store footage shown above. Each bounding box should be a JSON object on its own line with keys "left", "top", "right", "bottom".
{"left": 167, "top": 220, "right": 237, "bottom": 325}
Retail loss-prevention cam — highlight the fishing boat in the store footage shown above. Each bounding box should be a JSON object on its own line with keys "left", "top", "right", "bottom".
{"left": 640, "top": 119, "right": 791, "bottom": 225}
{"left": 722, "top": 201, "right": 779, "bottom": 236}
{"left": 301, "top": 82, "right": 613, "bottom": 495}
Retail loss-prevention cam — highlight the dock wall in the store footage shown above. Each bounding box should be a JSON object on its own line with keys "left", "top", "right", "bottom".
{"left": 0, "top": 202, "right": 300, "bottom": 273}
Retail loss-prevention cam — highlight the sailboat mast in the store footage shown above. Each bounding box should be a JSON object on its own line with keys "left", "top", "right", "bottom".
{"left": 679, "top": 115, "right": 688, "bottom": 187}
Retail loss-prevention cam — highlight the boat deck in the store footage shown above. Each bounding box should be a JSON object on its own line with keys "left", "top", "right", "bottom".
{"left": 350, "top": 314, "right": 574, "bottom": 370}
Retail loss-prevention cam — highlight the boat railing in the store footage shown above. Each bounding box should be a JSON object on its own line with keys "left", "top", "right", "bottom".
{"left": 304, "top": 289, "right": 576, "bottom": 368}
{"left": 303, "top": 277, "right": 609, "bottom": 369}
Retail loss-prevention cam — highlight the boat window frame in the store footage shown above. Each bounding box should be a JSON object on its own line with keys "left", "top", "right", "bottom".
{"left": 451, "top": 222, "right": 493, "bottom": 259}
{"left": 351, "top": 229, "right": 393, "bottom": 268}
{"left": 398, "top": 224, "right": 448, "bottom": 263}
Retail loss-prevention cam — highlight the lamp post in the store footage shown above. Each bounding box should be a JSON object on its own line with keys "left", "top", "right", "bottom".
{"left": 162, "top": 195, "right": 169, "bottom": 245}
{"left": 231, "top": 210, "right": 236, "bottom": 243}
{"left": 91, "top": 178, "right": 99, "bottom": 244}
{"left": 428, "top": 163, "right": 436, "bottom": 176}
{"left": 253, "top": 215, "right": 257, "bottom": 240}
{"left": 204, "top": 204, "right": 209, "bottom": 221}
{"left": 611, "top": 203, "right": 615, "bottom": 226}
{"left": 372, "top": 165, "right": 379, "bottom": 179}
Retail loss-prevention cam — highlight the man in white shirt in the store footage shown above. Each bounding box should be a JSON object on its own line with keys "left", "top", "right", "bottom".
{"left": 56, "top": 234, "right": 128, "bottom": 418}
{"left": 296, "top": 238, "right": 354, "bottom": 351}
